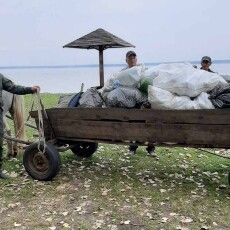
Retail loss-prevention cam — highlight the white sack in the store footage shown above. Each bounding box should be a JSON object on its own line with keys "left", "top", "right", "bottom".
{"left": 143, "top": 68, "right": 159, "bottom": 79}
{"left": 148, "top": 85, "right": 214, "bottom": 110}
{"left": 146, "top": 63, "right": 228, "bottom": 97}
{"left": 103, "top": 65, "right": 145, "bottom": 92}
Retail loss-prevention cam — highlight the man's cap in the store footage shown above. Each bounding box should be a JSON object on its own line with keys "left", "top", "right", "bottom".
{"left": 201, "top": 56, "right": 212, "bottom": 63}
{"left": 126, "top": 50, "right": 136, "bottom": 58}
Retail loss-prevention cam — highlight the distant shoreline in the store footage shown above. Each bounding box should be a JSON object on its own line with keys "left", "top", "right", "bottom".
{"left": 0, "top": 59, "right": 230, "bottom": 70}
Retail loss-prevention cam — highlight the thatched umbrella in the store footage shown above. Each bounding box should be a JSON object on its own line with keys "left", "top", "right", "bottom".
{"left": 63, "top": 28, "right": 135, "bottom": 86}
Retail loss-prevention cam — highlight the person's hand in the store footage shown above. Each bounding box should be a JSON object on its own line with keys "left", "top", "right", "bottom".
{"left": 31, "top": 86, "right": 40, "bottom": 93}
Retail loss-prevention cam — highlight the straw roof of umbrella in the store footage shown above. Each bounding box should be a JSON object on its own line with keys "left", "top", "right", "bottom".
{"left": 63, "top": 28, "right": 135, "bottom": 86}
{"left": 63, "top": 28, "right": 135, "bottom": 50}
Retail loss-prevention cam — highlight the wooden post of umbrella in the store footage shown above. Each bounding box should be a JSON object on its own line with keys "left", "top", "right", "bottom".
{"left": 99, "top": 45, "right": 104, "bottom": 87}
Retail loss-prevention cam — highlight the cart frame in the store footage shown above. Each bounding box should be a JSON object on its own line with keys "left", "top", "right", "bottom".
{"left": 21, "top": 107, "right": 230, "bottom": 181}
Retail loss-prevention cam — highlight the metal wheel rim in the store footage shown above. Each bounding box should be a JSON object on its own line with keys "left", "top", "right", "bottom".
{"left": 30, "top": 152, "right": 49, "bottom": 172}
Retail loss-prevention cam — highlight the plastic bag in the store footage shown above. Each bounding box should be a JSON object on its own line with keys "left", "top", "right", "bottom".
{"left": 78, "top": 87, "right": 104, "bottom": 108}
{"left": 143, "top": 67, "right": 159, "bottom": 79}
{"left": 106, "top": 87, "right": 147, "bottom": 108}
{"left": 114, "top": 65, "right": 145, "bottom": 87}
{"left": 148, "top": 86, "right": 214, "bottom": 110}
{"left": 209, "top": 84, "right": 230, "bottom": 108}
{"left": 102, "top": 65, "right": 145, "bottom": 94}
{"left": 146, "top": 63, "right": 228, "bottom": 97}
{"left": 138, "top": 77, "right": 153, "bottom": 94}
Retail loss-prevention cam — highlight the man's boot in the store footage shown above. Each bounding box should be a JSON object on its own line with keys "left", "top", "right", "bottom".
{"left": 146, "top": 145, "right": 157, "bottom": 157}
{"left": 129, "top": 144, "right": 138, "bottom": 155}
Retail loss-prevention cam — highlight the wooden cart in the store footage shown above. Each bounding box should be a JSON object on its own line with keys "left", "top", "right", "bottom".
{"left": 23, "top": 107, "right": 230, "bottom": 181}
{"left": 22, "top": 29, "right": 230, "bottom": 181}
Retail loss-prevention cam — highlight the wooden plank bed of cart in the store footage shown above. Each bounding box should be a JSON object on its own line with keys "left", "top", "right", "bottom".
{"left": 23, "top": 108, "right": 230, "bottom": 181}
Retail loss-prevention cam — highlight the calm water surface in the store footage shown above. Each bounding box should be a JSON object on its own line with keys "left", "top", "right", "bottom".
{"left": 0, "top": 63, "right": 229, "bottom": 93}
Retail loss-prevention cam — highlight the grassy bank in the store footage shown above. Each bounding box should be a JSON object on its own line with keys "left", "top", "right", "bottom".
{"left": 0, "top": 93, "right": 229, "bottom": 230}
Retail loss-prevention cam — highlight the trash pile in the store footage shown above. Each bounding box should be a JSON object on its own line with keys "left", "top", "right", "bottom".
{"left": 146, "top": 63, "right": 229, "bottom": 110}
{"left": 58, "top": 63, "right": 230, "bottom": 110}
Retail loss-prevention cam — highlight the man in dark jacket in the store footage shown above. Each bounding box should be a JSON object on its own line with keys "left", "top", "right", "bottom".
{"left": 200, "top": 56, "right": 215, "bottom": 73}
{"left": 0, "top": 73, "right": 40, "bottom": 179}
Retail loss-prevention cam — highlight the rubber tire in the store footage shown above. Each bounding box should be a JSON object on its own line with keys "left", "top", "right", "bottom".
{"left": 71, "top": 142, "right": 98, "bottom": 158}
{"left": 23, "top": 142, "right": 61, "bottom": 181}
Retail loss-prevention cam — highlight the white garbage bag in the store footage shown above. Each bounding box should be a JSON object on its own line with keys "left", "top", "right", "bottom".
{"left": 114, "top": 65, "right": 145, "bottom": 88}
{"left": 194, "top": 92, "right": 215, "bottom": 109}
{"left": 148, "top": 85, "right": 214, "bottom": 110}
{"left": 102, "top": 65, "right": 145, "bottom": 93}
{"left": 146, "top": 63, "right": 228, "bottom": 97}
{"left": 143, "top": 67, "right": 159, "bottom": 79}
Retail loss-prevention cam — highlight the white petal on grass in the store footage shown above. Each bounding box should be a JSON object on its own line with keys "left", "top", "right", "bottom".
{"left": 180, "top": 217, "right": 193, "bottom": 223}
{"left": 46, "top": 217, "right": 53, "bottom": 222}
{"left": 49, "top": 227, "right": 56, "bottom": 230}
{"left": 63, "top": 223, "right": 70, "bottom": 228}
{"left": 62, "top": 211, "right": 68, "bottom": 216}
{"left": 161, "top": 217, "right": 168, "bottom": 223}
{"left": 120, "top": 220, "right": 131, "bottom": 225}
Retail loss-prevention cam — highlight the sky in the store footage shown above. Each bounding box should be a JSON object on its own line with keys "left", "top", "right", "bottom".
{"left": 0, "top": 0, "right": 229, "bottom": 66}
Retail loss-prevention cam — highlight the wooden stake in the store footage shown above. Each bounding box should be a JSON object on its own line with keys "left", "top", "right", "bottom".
{"left": 99, "top": 46, "right": 104, "bottom": 87}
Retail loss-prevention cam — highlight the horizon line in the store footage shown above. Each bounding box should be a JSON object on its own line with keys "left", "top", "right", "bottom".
{"left": 0, "top": 59, "right": 230, "bottom": 70}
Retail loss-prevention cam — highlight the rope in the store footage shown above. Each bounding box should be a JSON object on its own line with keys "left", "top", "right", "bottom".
{"left": 36, "top": 92, "right": 46, "bottom": 153}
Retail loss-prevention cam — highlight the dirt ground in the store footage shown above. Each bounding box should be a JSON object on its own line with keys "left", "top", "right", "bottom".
{"left": 0, "top": 144, "right": 230, "bottom": 230}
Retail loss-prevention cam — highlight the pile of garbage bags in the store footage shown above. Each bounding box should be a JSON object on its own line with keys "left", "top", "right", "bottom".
{"left": 146, "top": 63, "right": 229, "bottom": 110}
{"left": 58, "top": 63, "right": 230, "bottom": 110}
{"left": 147, "top": 63, "right": 227, "bottom": 97}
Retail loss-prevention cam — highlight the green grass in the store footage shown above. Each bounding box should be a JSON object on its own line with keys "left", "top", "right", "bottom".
{"left": 0, "top": 94, "right": 229, "bottom": 230}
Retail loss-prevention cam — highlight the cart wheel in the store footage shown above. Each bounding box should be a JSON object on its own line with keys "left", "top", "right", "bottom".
{"left": 71, "top": 141, "right": 98, "bottom": 157}
{"left": 23, "top": 142, "right": 61, "bottom": 181}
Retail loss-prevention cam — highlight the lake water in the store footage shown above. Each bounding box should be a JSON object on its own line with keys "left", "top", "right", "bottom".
{"left": 0, "top": 62, "right": 229, "bottom": 93}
